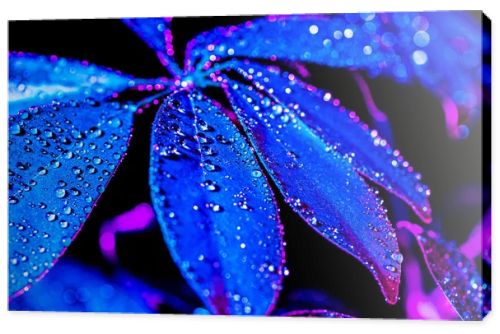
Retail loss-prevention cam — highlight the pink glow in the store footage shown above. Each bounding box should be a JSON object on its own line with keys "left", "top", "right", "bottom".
{"left": 441, "top": 97, "right": 460, "bottom": 139}
{"left": 352, "top": 71, "right": 388, "bottom": 123}
{"left": 460, "top": 209, "right": 491, "bottom": 262}
{"left": 99, "top": 203, "right": 155, "bottom": 263}
{"left": 460, "top": 224, "right": 482, "bottom": 260}
{"left": 397, "top": 220, "right": 423, "bottom": 236}
{"left": 404, "top": 257, "right": 457, "bottom": 319}
{"left": 141, "top": 292, "right": 164, "bottom": 310}
{"left": 400, "top": 219, "right": 486, "bottom": 319}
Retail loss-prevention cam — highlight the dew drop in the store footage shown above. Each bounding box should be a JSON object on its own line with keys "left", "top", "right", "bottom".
{"left": 207, "top": 203, "right": 223, "bottom": 212}
{"left": 55, "top": 188, "right": 67, "bottom": 198}
{"left": 88, "top": 127, "right": 103, "bottom": 138}
{"left": 108, "top": 117, "right": 122, "bottom": 128}
{"left": 37, "top": 167, "right": 48, "bottom": 175}
{"left": 16, "top": 162, "right": 29, "bottom": 170}
{"left": 216, "top": 134, "right": 231, "bottom": 144}
{"left": 46, "top": 212, "right": 57, "bottom": 222}
{"left": 385, "top": 264, "right": 397, "bottom": 272}
{"left": 203, "top": 160, "right": 217, "bottom": 172}
{"left": 202, "top": 180, "right": 219, "bottom": 192}
{"left": 11, "top": 124, "right": 24, "bottom": 136}
{"left": 72, "top": 167, "right": 83, "bottom": 176}
{"left": 86, "top": 165, "right": 97, "bottom": 174}
{"left": 70, "top": 188, "right": 81, "bottom": 196}
{"left": 50, "top": 160, "right": 61, "bottom": 169}
{"left": 391, "top": 252, "right": 404, "bottom": 264}
{"left": 251, "top": 170, "right": 262, "bottom": 178}
{"left": 71, "top": 129, "right": 83, "bottom": 139}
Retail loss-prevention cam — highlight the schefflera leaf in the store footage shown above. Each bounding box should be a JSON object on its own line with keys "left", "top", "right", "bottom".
{"left": 232, "top": 61, "right": 432, "bottom": 222}
{"left": 399, "top": 222, "right": 485, "bottom": 320}
{"left": 149, "top": 91, "right": 285, "bottom": 315}
{"left": 188, "top": 12, "right": 482, "bottom": 116}
{"left": 9, "top": 52, "right": 136, "bottom": 115}
{"left": 9, "top": 98, "right": 134, "bottom": 297}
{"left": 224, "top": 80, "right": 402, "bottom": 304}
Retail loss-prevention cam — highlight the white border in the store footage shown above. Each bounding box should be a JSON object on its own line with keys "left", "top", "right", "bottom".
{"left": 1, "top": 1, "right": 498, "bottom": 333}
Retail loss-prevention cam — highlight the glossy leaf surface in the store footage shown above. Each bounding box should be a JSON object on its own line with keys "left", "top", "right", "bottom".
{"left": 9, "top": 99, "right": 135, "bottom": 297}
{"left": 149, "top": 91, "right": 284, "bottom": 315}
{"left": 225, "top": 81, "right": 402, "bottom": 304}
{"left": 188, "top": 12, "right": 482, "bottom": 120}
{"left": 231, "top": 60, "right": 431, "bottom": 222}
{"left": 9, "top": 52, "right": 135, "bottom": 115}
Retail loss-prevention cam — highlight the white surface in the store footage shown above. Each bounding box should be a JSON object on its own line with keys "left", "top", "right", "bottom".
{"left": 1, "top": 0, "right": 498, "bottom": 333}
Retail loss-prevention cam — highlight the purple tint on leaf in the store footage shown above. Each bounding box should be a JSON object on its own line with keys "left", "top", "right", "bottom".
{"left": 230, "top": 60, "right": 432, "bottom": 223}
{"left": 9, "top": 52, "right": 136, "bottom": 115}
{"left": 149, "top": 91, "right": 285, "bottom": 315}
{"left": 99, "top": 203, "right": 156, "bottom": 263}
{"left": 224, "top": 80, "right": 402, "bottom": 304}
{"left": 284, "top": 309, "right": 353, "bottom": 318}
{"left": 188, "top": 12, "right": 482, "bottom": 136}
{"left": 8, "top": 99, "right": 135, "bottom": 297}
{"left": 398, "top": 221, "right": 485, "bottom": 320}
{"left": 123, "top": 18, "right": 182, "bottom": 78}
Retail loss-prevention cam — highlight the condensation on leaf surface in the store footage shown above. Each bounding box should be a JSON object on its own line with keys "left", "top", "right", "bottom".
{"left": 188, "top": 12, "right": 482, "bottom": 125}
{"left": 399, "top": 222, "right": 486, "bottom": 320}
{"left": 284, "top": 309, "right": 353, "bottom": 318}
{"left": 8, "top": 98, "right": 134, "bottom": 297}
{"left": 224, "top": 80, "right": 402, "bottom": 304}
{"left": 149, "top": 91, "right": 285, "bottom": 315}
{"left": 9, "top": 259, "right": 155, "bottom": 313}
{"left": 9, "top": 52, "right": 136, "bottom": 115}
{"left": 231, "top": 60, "right": 432, "bottom": 222}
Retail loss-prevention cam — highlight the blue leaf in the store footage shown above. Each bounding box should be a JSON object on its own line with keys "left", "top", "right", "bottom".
{"left": 9, "top": 52, "right": 136, "bottom": 115}
{"left": 188, "top": 12, "right": 481, "bottom": 118}
{"left": 9, "top": 98, "right": 135, "bottom": 297}
{"left": 123, "top": 18, "right": 183, "bottom": 77}
{"left": 9, "top": 259, "right": 155, "bottom": 313}
{"left": 149, "top": 91, "right": 285, "bottom": 315}
{"left": 399, "top": 222, "right": 486, "bottom": 320}
{"left": 229, "top": 60, "right": 431, "bottom": 222}
{"left": 224, "top": 80, "right": 402, "bottom": 304}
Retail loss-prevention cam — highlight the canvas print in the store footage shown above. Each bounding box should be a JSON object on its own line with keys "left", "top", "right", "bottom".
{"left": 8, "top": 11, "right": 491, "bottom": 320}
